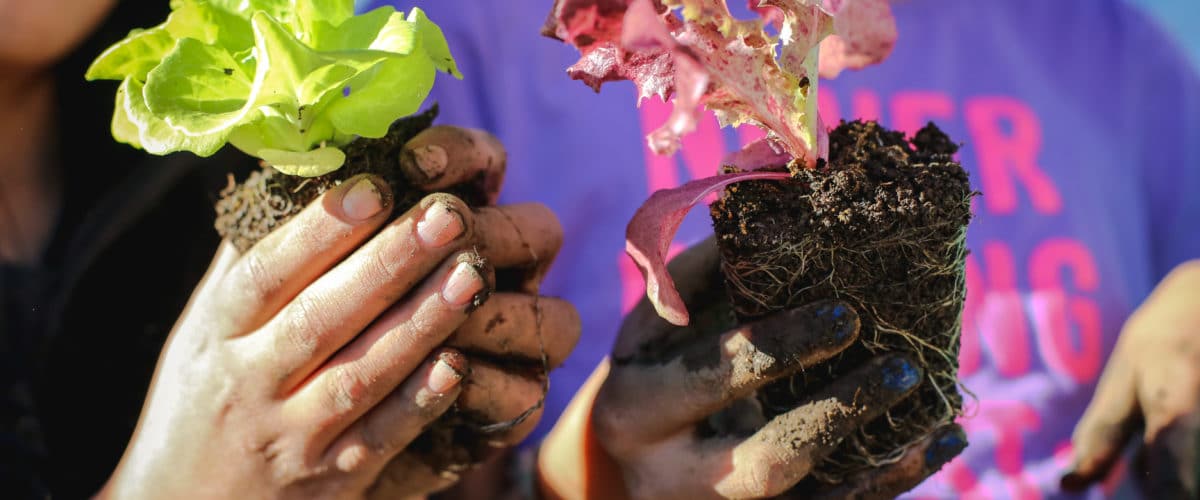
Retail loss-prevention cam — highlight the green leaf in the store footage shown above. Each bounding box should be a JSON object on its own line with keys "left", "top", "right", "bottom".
{"left": 366, "top": 10, "right": 419, "bottom": 55}
{"left": 228, "top": 107, "right": 304, "bottom": 155}
{"left": 294, "top": 0, "right": 355, "bottom": 42}
{"left": 144, "top": 37, "right": 257, "bottom": 135}
{"left": 327, "top": 53, "right": 435, "bottom": 138}
{"left": 206, "top": 0, "right": 290, "bottom": 21}
{"left": 165, "top": 0, "right": 254, "bottom": 51}
{"left": 122, "top": 78, "right": 228, "bottom": 156}
{"left": 259, "top": 147, "right": 346, "bottom": 177}
{"left": 85, "top": 26, "right": 175, "bottom": 81}
{"left": 409, "top": 7, "right": 461, "bottom": 78}
{"left": 88, "top": 1, "right": 458, "bottom": 176}
{"left": 111, "top": 82, "right": 143, "bottom": 148}
{"left": 308, "top": 6, "right": 395, "bottom": 51}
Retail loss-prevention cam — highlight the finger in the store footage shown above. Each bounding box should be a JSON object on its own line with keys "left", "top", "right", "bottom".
{"left": 613, "top": 236, "right": 723, "bottom": 358}
{"left": 214, "top": 174, "right": 393, "bottom": 331}
{"left": 248, "top": 193, "right": 474, "bottom": 390}
{"left": 283, "top": 251, "right": 493, "bottom": 451}
{"left": 448, "top": 294, "right": 581, "bottom": 369}
{"left": 399, "top": 125, "right": 507, "bottom": 202}
{"left": 597, "top": 301, "right": 859, "bottom": 446}
{"left": 325, "top": 350, "right": 469, "bottom": 475}
{"left": 807, "top": 424, "right": 968, "bottom": 500}
{"left": 710, "top": 354, "right": 924, "bottom": 499}
{"left": 458, "top": 359, "right": 547, "bottom": 446}
{"left": 1061, "top": 343, "right": 1139, "bottom": 491}
{"left": 474, "top": 203, "right": 562, "bottom": 293}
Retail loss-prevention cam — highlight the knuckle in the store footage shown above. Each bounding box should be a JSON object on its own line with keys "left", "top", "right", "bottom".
{"left": 590, "top": 400, "right": 622, "bottom": 442}
{"left": 590, "top": 396, "right": 639, "bottom": 458}
{"left": 240, "top": 251, "right": 280, "bottom": 304}
{"left": 326, "top": 367, "right": 369, "bottom": 418}
{"left": 738, "top": 449, "right": 803, "bottom": 498}
{"left": 368, "top": 242, "right": 405, "bottom": 285}
{"left": 357, "top": 422, "right": 395, "bottom": 459}
{"left": 283, "top": 293, "right": 329, "bottom": 359}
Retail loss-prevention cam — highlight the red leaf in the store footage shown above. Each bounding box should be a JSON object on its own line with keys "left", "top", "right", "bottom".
{"left": 818, "top": 0, "right": 897, "bottom": 78}
{"left": 625, "top": 170, "right": 791, "bottom": 325}
{"left": 547, "top": 0, "right": 894, "bottom": 164}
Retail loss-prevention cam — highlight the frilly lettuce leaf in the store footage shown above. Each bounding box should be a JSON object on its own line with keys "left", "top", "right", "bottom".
{"left": 86, "top": 0, "right": 460, "bottom": 177}
{"left": 545, "top": 0, "right": 895, "bottom": 165}
{"left": 546, "top": 0, "right": 896, "bottom": 325}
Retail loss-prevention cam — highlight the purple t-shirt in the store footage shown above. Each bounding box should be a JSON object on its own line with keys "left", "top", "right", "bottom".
{"left": 374, "top": 1, "right": 1200, "bottom": 497}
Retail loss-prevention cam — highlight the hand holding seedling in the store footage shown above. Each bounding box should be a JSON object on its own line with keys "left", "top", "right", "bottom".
{"left": 537, "top": 238, "right": 966, "bottom": 499}
{"left": 1064, "top": 260, "right": 1200, "bottom": 498}
{"left": 98, "top": 128, "right": 578, "bottom": 499}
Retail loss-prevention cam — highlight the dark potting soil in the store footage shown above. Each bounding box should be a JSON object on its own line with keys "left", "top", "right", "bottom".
{"left": 710, "top": 120, "right": 974, "bottom": 484}
{"left": 213, "top": 106, "right": 524, "bottom": 474}
{"left": 214, "top": 106, "right": 488, "bottom": 253}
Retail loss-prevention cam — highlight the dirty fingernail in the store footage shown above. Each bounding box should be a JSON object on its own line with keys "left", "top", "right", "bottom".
{"left": 881, "top": 355, "right": 922, "bottom": 391}
{"left": 417, "top": 202, "right": 464, "bottom": 248}
{"left": 443, "top": 261, "right": 484, "bottom": 307}
{"left": 404, "top": 144, "right": 448, "bottom": 182}
{"left": 813, "top": 301, "right": 858, "bottom": 342}
{"left": 926, "top": 427, "right": 968, "bottom": 471}
{"left": 342, "top": 178, "right": 384, "bottom": 221}
{"left": 428, "top": 356, "right": 464, "bottom": 394}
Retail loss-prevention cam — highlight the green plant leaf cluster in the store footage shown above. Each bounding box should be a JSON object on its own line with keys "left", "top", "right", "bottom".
{"left": 87, "top": 0, "right": 460, "bottom": 176}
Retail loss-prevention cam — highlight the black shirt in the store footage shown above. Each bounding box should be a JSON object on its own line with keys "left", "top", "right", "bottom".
{"left": 1, "top": 2, "right": 253, "bottom": 497}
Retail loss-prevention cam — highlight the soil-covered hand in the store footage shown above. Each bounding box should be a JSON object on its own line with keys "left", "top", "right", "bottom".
{"left": 536, "top": 238, "right": 965, "bottom": 499}
{"left": 365, "top": 127, "right": 581, "bottom": 496}
{"left": 99, "top": 126, "right": 577, "bottom": 499}
{"left": 1064, "top": 259, "right": 1200, "bottom": 497}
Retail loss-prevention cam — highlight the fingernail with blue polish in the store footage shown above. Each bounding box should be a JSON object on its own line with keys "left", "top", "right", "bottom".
{"left": 881, "top": 356, "right": 922, "bottom": 391}
{"left": 926, "top": 428, "right": 967, "bottom": 470}
{"left": 815, "top": 301, "right": 857, "bottom": 342}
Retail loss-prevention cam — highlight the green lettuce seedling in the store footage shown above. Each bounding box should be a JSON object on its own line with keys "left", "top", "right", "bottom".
{"left": 86, "top": 0, "right": 460, "bottom": 177}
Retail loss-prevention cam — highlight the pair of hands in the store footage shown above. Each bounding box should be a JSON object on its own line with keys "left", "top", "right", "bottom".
{"left": 99, "top": 126, "right": 581, "bottom": 499}
{"left": 100, "top": 124, "right": 972, "bottom": 499}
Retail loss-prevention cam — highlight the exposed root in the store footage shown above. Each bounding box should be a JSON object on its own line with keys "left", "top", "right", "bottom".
{"left": 710, "top": 121, "right": 975, "bottom": 482}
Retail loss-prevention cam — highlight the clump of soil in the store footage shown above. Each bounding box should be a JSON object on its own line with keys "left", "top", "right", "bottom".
{"left": 213, "top": 106, "right": 520, "bottom": 474}
{"left": 214, "top": 106, "right": 488, "bottom": 252}
{"left": 710, "top": 120, "right": 973, "bottom": 484}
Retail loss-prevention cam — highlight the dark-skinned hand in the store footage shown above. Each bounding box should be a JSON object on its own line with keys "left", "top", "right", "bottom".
{"left": 536, "top": 237, "right": 966, "bottom": 499}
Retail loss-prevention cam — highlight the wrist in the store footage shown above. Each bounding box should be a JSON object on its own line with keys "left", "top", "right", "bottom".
{"left": 535, "top": 359, "right": 629, "bottom": 500}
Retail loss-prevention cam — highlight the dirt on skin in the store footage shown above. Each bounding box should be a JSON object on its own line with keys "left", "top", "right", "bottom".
{"left": 710, "top": 120, "right": 974, "bottom": 484}
{"left": 214, "top": 106, "right": 488, "bottom": 252}
{"left": 213, "top": 107, "right": 528, "bottom": 475}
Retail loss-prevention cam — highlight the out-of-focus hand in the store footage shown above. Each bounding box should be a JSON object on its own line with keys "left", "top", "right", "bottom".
{"left": 1064, "top": 259, "right": 1200, "bottom": 497}
{"left": 536, "top": 238, "right": 965, "bottom": 499}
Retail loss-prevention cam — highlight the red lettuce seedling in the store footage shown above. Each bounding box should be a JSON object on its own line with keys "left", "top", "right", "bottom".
{"left": 546, "top": 0, "right": 897, "bottom": 325}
